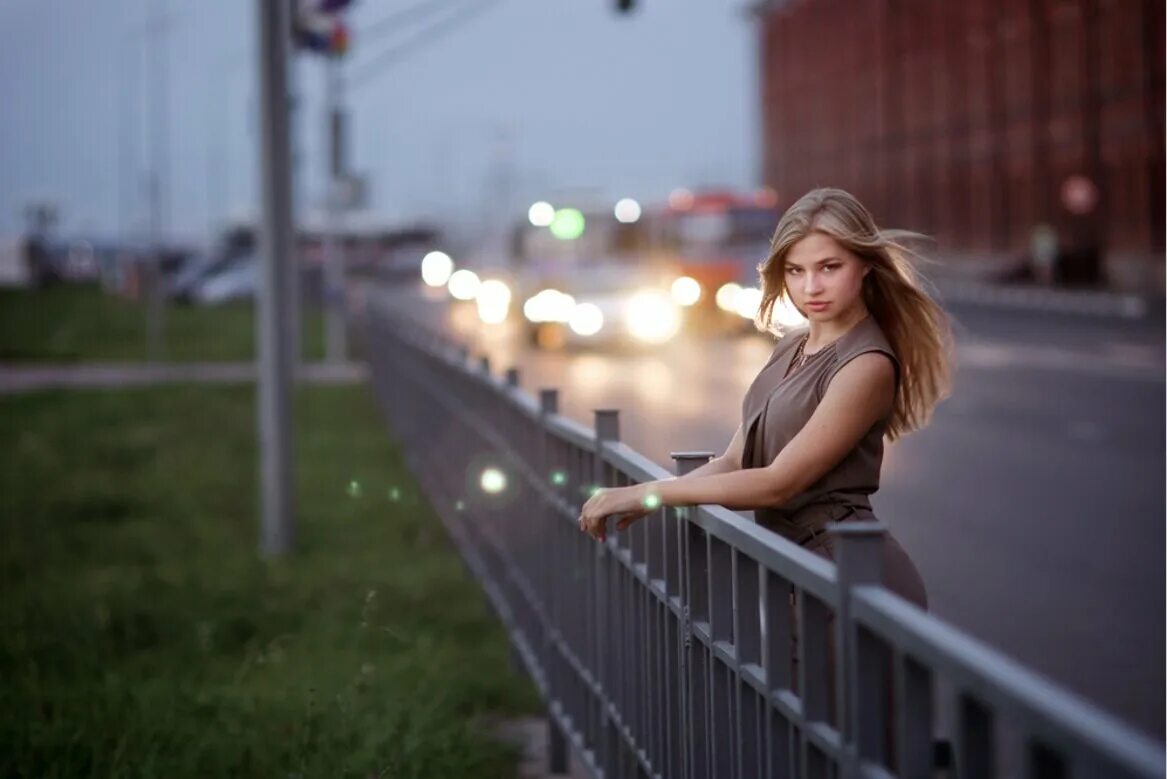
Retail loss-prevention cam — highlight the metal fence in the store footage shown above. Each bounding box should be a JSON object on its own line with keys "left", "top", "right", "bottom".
{"left": 361, "top": 299, "right": 1164, "bottom": 779}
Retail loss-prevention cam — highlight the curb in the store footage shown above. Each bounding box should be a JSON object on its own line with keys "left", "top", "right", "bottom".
{"left": 0, "top": 361, "right": 369, "bottom": 394}
{"left": 932, "top": 279, "right": 1152, "bottom": 320}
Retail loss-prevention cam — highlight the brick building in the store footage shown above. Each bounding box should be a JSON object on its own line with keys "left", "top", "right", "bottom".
{"left": 753, "top": 0, "right": 1164, "bottom": 291}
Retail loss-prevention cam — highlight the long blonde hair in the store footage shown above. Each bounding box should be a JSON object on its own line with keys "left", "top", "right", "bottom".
{"left": 756, "top": 187, "right": 954, "bottom": 441}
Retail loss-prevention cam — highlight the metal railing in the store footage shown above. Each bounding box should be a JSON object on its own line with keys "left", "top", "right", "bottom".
{"left": 361, "top": 299, "right": 1164, "bottom": 779}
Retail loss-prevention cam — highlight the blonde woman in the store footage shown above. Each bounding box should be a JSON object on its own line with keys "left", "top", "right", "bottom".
{"left": 578, "top": 187, "right": 954, "bottom": 610}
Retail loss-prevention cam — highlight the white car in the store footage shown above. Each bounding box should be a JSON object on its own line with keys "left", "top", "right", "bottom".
{"left": 191, "top": 260, "right": 258, "bottom": 305}
{"left": 520, "top": 264, "right": 686, "bottom": 350}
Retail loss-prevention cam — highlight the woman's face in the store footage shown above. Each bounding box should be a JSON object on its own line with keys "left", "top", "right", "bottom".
{"left": 782, "top": 232, "right": 870, "bottom": 321}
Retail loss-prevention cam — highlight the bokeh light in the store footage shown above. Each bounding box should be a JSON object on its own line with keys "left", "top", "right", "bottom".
{"left": 420, "top": 251, "right": 454, "bottom": 287}
{"left": 528, "top": 201, "right": 555, "bottom": 227}
{"left": 624, "top": 291, "right": 681, "bottom": 343}
{"left": 448, "top": 269, "right": 481, "bottom": 301}
{"left": 550, "top": 208, "right": 586, "bottom": 240}
{"left": 569, "top": 303, "right": 604, "bottom": 336}
{"left": 476, "top": 279, "right": 512, "bottom": 325}
{"left": 671, "top": 276, "right": 702, "bottom": 306}
{"left": 668, "top": 188, "right": 694, "bottom": 210}
{"left": 734, "top": 286, "right": 763, "bottom": 319}
{"left": 716, "top": 282, "right": 742, "bottom": 312}
{"left": 773, "top": 294, "right": 808, "bottom": 327}
{"left": 480, "top": 467, "right": 507, "bottom": 494}
{"left": 614, "top": 198, "right": 642, "bottom": 224}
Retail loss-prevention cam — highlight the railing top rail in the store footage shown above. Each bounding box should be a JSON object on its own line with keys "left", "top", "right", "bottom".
{"left": 852, "top": 587, "right": 1166, "bottom": 774}
{"left": 545, "top": 412, "right": 596, "bottom": 452}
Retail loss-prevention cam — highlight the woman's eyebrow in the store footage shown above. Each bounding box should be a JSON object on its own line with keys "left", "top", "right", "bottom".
{"left": 786, "top": 256, "right": 843, "bottom": 268}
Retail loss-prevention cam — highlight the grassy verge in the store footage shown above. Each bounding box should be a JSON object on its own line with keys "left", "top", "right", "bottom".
{"left": 0, "top": 383, "right": 540, "bottom": 777}
{"left": 0, "top": 284, "right": 327, "bottom": 363}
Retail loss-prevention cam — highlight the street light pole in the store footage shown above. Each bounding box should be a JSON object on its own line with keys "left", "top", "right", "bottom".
{"left": 146, "top": 1, "right": 171, "bottom": 360}
{"left": 256, "top": 0, "right": 296, "bottom": 557}
{"left": 323, "top": 54, "right": 348, "bottom": 363}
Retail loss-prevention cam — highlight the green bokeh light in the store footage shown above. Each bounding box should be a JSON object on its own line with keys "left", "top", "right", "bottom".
{"left": 549, "top": 208, "right": 585, "bottom": 241}
{"left": 347, "top": 480, "right": 362, "bottom": 498}
{"left": 643, "top": 493, "right": 661, "bottom": 510}
{"left": 550, "top": 470, "right": 567, "bottom": 487}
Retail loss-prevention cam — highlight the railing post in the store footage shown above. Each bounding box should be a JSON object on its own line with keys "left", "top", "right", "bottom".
{"left": 505, "top": 367, "right": 520, "bottom": 388}
{"left": 549, "top": 716, "right": 569, "bottom": 776}
{"left": 830, "top": 520, "right": 886, "bottom": 778}
{"left": 593, "top": 409, "right": 619, "bottom": 773}
{"left": 672, "top": 451, "right": 713, "bottom": 779}
{"left": 539, "top": 388, "right": 569, "bottom": 777}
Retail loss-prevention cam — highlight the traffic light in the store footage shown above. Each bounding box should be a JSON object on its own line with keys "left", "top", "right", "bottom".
{"left": 294, "top": 0, "right": 354, "bottom": 57}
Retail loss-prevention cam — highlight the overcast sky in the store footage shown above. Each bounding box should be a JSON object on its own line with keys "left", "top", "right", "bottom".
{"left": 0, "top": 0, "right": 760, "bottom": 242}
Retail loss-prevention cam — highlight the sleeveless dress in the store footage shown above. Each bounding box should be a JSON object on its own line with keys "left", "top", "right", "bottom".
{"left": 740, "top": 314, "right": 928, "bottom": 609}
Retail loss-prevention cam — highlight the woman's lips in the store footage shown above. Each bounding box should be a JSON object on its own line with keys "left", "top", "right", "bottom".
{"left": 805, "top": 301, "right": 830, "bottom": 310}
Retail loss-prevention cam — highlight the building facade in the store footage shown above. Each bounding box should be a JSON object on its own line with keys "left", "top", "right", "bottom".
{"left": 755, "top": 0, "right": 1164, "bottom": 291}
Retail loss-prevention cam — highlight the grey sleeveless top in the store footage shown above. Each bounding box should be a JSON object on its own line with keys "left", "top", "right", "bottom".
{"left": 740, "top": 314, "right": 901, "bottom": 546}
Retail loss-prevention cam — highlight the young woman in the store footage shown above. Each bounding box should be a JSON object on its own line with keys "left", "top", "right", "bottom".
{"left": 578, "top": 187, "right": 954, "bottom": 609}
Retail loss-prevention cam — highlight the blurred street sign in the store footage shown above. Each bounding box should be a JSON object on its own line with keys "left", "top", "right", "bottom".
{"left": 294, "top": 0, "right": 354, "bottom": 56}
{"left": 332, "top": 173, "right": 368, "bottom": 210}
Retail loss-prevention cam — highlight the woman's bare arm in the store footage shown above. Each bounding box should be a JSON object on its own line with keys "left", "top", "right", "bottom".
{"left": 644, "top": 352, "right": 896, "bottom": 510}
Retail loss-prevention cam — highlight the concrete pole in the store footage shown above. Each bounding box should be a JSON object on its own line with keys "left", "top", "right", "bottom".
{"left": 146, "top": 2, "right": 171, "bottom": 360}
{"left": 256, "top": 0, "right": 296, "bottom": 556}
{"left": 323, "top": 56, "right": 348, "bottom": 363}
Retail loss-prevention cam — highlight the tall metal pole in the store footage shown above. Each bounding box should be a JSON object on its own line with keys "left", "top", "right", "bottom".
{"left": 323, "top": 55, "right": 348, "bottom": 364}
{"left": 118, "top": 38, "right": 137, "bottom": 243}
{"left": 257, "top": 0, "right": 296, "bottom": 557}
{"left": 147, "top": 2, "right": 170, "bottom": 360}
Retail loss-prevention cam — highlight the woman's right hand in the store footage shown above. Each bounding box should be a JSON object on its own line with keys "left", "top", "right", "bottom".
{"left": 613, "top": 507, "right": 652, "bottom": 532}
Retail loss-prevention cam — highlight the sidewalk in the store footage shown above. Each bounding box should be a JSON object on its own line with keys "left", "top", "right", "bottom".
{"left": 920, "top": 251, "right": 1159, "bottom": 320}
{"left": 0, "top": 361, "right": 368, "bottom": 395}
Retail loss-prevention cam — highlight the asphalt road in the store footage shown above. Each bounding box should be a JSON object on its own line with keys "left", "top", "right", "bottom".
{"left": 361, "top": 281, "right": 1165, "bottom": 740}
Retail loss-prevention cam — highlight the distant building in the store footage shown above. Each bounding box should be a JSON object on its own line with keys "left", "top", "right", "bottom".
{"left": 753, "top": 0, "right": 1164, "bottom": 292}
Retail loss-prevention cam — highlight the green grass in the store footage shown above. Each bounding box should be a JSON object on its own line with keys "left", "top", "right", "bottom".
{"left": 0, "top": 384, "right": 540, "bottom": 777}
{"left": 0, "top": 284, "right": 326, "bottom": 363}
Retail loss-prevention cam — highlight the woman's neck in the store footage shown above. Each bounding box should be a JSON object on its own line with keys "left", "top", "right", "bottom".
{"left": 804, "top": 305, "right": 870, "bottom": 353}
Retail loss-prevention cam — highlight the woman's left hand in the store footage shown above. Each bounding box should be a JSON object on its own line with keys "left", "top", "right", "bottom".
{"left": 578, "top": 483, "right": 651, "bottom": 542}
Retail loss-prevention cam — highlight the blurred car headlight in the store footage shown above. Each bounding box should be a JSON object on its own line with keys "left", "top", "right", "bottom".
{"left": 448, "top": 269, "right": 481, "bottom": 301}
{"left": 523, "top": 289, "right": 575, "bottom": 323}
{"left": 773, "top": 294, "right": 807, "bottom": 327}
{"left": 420, "top": 251, "right": 454, "bottom": 287}
{"left": 569, "top": 303, "right": 604, "bottom": 336}
{"left": 476, "top": 279, "right": 511, "bottom": 324}
{"left": 734, "top": 286, "right": 763, "bottom": 319}
{"left": 671, "top": 276, "right": 702, "bottom": 307}
{"left": 716, "top": 282, "right": 742, "bottom": 312}
{"left": 477, "top": 279, "right": 512, "bottom": 307}
{"left": 625, "top": 290, "right": 682, "bottom": 343}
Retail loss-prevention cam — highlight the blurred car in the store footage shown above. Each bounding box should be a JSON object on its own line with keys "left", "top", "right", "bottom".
{"left": 518, "top": 263, "right": 686, "bottom": 351}
{"left": 191, "top": 258, "right": 258, "bottom": 305}
{"left": 168, "top": 252, "right": 230, "bottom": 302}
